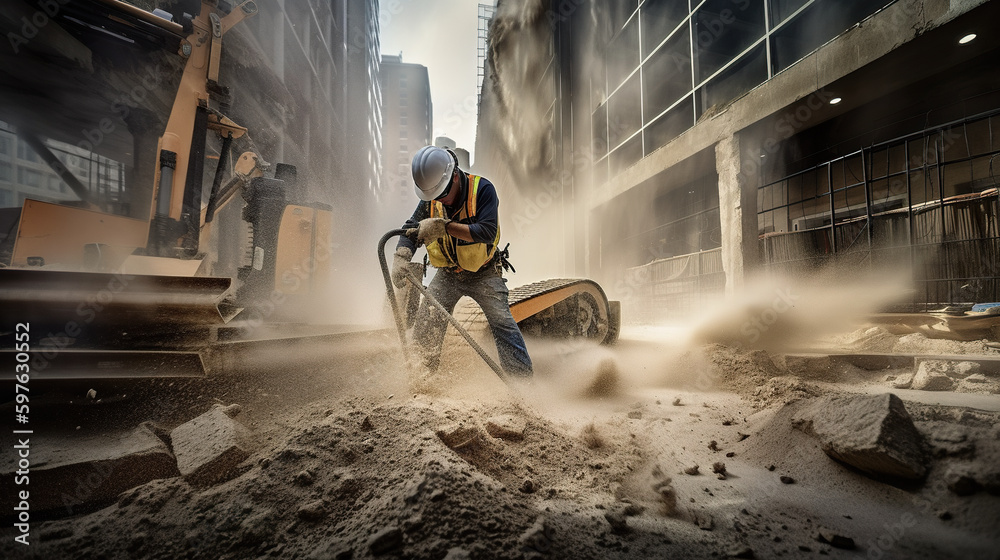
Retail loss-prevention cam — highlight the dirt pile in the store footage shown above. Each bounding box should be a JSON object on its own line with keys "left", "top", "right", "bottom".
{"left": 4, "top": 326, "right": 1000, "bottom": 559}
{"left": 5, "top": 396, "right": 650, "bottom": 559}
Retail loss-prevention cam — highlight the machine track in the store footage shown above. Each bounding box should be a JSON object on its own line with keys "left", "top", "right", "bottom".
{"left": 445, "top": 278, "right": 620, "bottom": 346}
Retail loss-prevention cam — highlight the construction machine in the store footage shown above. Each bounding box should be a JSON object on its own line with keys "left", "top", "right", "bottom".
{"left": 0, "top": 0, "right": 335, "bottom": 379}
{"left": 1, "top": 0, "right": 620, "bottom": 382}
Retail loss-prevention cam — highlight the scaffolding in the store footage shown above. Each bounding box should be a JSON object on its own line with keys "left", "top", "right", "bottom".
{"left": 477, "top": 2, "right": 496, "bottom": 111}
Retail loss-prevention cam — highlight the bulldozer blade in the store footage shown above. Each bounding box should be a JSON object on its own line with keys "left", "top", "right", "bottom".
{"left": 0, "top": 349, "right": 205, "bottom": 380}
{"left": 0, "top": 269, "right": 236, "bottom": 337}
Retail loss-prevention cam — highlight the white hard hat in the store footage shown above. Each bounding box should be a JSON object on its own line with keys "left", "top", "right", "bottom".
{"left": 411, "top": 145, "right": 455, "bottom": 201}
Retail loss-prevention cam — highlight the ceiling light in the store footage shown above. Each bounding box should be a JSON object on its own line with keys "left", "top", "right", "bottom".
{"left": 829, "top": 97, "right": 842, "bottom": 105}
{"left": 959, "top": 33, "right": 977, "bottom": 44}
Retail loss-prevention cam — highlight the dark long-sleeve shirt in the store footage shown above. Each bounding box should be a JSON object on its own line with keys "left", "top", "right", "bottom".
{"left": 396, "top": 175, "right": 500, "bottom": 254}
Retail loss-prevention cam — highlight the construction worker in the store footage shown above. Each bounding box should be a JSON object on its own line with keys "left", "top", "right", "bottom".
{"left": 392, "top": 145, "right": 533, "bottom": 377}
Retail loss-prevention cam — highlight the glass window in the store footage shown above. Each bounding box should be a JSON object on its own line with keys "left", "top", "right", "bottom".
{"left": 770, "top": 0, "right": 892, "bottom": 74}
{"left": 609, "top": 134, "right": 643, "bottom": 178}
{"left": 608, "top": 73, "right": 642, "bottom": 149}
{"left": 18, "top": 168, "right": 43, "bottom": 188}
{"left": 18, "top": 141, "right": 40, "bottom": 163}
{"left": 0, "top": 135, "right": 11, "bottom": 157}
{"left": 607, "top": 15, "right": 640, "bottom": 91}
{"left": 0, "top": 188, "right": 12, "bottom": 206}
{"left": 592, "top": 102, "right": 608, "bottom": 160}
{"left": 768, "top": 0, "right": 809, "bottom": 26}
{"left": 0, "top": 161, "right": 10, "bottom": 182}
{"left": 698, "top": 43, "right": 767, "bottom": 116}
{"left": 642, "top": 29, "right": 692, "bottom": 124}
{"left": 693, "top": 0, "right": 766, "bottom": 84}
{"left": 640, "top": 0, "right": 689, "bottom": 58}
{"left": 610, "top": 1, "right": 640, "bottom": 34}
{"left": 644, "top": 95, "right": 694, "bottom": 155}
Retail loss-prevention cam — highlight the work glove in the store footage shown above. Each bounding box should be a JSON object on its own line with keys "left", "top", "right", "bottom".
{"left": 391, "top": 247, "right": 413, "bottom": 288}
{"left": 416, "top": 217, "right": 450, "bottom": 244}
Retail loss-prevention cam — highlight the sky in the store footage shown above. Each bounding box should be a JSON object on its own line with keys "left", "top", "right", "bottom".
{"left": 379, "top": 0, "right": 482, "bottom": 163}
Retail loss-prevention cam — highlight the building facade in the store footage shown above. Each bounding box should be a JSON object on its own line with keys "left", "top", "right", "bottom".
{"left": 379, "top": 54, "right": 433, "bottom": 226}
{"left": 477, "top": 0, "right": 1000, "bottom": 318}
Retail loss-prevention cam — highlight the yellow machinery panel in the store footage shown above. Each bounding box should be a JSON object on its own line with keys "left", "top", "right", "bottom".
{"left": 11, "top": 200, "right": 149, "bottom": 268}
{"left": 274, "top": 205, "right": 332, "bottom": 297}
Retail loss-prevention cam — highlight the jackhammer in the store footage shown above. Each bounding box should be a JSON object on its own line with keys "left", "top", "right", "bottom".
{"left": 377, "top": 229, "right": 508, "bottom": 382}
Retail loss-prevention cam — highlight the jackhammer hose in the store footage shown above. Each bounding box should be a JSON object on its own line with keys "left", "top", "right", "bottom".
{"left": 378, "top": 229, "right": 509, "bottom": 383}
{"left": 378, "top": 229, "right": 410, "bottom": 348}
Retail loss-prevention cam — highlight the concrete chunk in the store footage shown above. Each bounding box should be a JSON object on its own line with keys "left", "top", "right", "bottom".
{"left": 436, "top": 424, "right": 483, "bottom": 450}
{"left": 170, "top": 404, "right": 253, "bottom": 486}
{"left": 912, "top": 361, "right": 958, "bottom": 391}
{"left": 793, "top": 393, "right": 927, "bottom": 480}
{"left": 0, "top": 425, "right": 178, "bottom": 514}
{"left": 485, "top": 415, "right": 526, "bottom": 441}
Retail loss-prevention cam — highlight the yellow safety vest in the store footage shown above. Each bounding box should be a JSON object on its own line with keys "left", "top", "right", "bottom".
{"left": 425, "top": 174, "right": 500, "bottom": 272}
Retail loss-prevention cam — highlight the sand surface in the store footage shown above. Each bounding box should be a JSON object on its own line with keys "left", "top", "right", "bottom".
{"left": 2, "top": 324, "right": 999, "bottom": 559}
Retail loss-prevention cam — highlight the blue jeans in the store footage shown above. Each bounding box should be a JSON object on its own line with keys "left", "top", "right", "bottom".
{"left": 412, "top": 265, "right": 533, "bottom": 377}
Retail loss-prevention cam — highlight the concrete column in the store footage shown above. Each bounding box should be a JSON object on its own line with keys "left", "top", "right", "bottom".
{"left": 716, "top": 132, "right": 758, "bottom": 295}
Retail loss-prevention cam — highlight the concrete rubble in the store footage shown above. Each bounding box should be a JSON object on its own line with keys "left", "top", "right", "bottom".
{"left": 792, "top": 393, "right": 928, "bottom": 480}
{"left": 170, "top": 404, "right": 254, "bottom": 486}
{"left": 0, "top": 425, "right": 179, "bottom": 513}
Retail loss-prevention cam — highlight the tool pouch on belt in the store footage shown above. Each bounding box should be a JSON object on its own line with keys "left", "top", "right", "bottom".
{"left": 496, "top": 243, "right": 516, "bottom": 274}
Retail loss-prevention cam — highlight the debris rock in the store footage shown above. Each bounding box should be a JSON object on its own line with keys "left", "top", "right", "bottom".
{"left": 708, "top": 440, "right": 720, "bottom": 452}
{"left": 367, "top": 526, "right": 402, "bottom": 555}
{"left": 519, "top": 517, "right": 553, "bottom": 555}
{"left": 672, "top": 397, "right": 682, "bottom": 406}
{"left": 694, "top": 513, "right": 714, "bottom": 530}
{"left": 360, "top": 416, "right": 374, "bottom": 432}
{"left": 0, "top": 424, "right": 179, "bottom": 512}
{"left": 520, "top": 479, "right": 537, "bottom": 494}
{"left": 921, "top": 422, "right": 975, "bottom": 458}
{"left": 627, "top": 410, "right": 643, "bottom": 419}
{"left": 779, "top": 475, "right": 795, "bottom": 484}
{"left": 712, "top": 462, "right": 727, "bottom": 478}
{"left": 912, "top": 361, "right": 958, "bottom": 390}
{"left": 294, "top": 470, "right": 314, "bottom": 486}
{"left": 815, "top": 530, "right": 855, "bottom": 549}
{"left": 170, "top": 405, "right": 253, "bottom": 486}
{"left": 436, "top": 424, "right": 482, "bottom": 450}
{"left": 945, "top": 469, "right": 980, "bottom": 496}
{"left": 684, "top": 465, "right": 700, "bottom": 475}
{"left": 221, "top": 404, "right": 242, "bottom": 418}
{"left": 652, "top": 478, "right": 677, "bottom": 515}
{"left": 308, "top": 538, "right": 353, "bottom": 560}
{"left": 604, "top": 511, "right": 630, "bottom": 534}
{"left": 792, "top": 393, "right": 927, "bottom": 480}
{"left": 727, "top": 545, "right": 755, "bottom": 558}
{"left": 485, "top": 415, "right": 527, "bottom": 441}
{"left": 890, "top": 373, "right": 914, "bottom": 389}
{"left": 622, "top": 503, "right": 645, "bottom": 516}
{"left": 297, "top": 500, "right": 328, "bottom": 521}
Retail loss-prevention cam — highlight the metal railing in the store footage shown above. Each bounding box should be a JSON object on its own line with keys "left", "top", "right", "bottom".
{"left": 757, "top": 111, "right": 1000, "bottom": 311}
